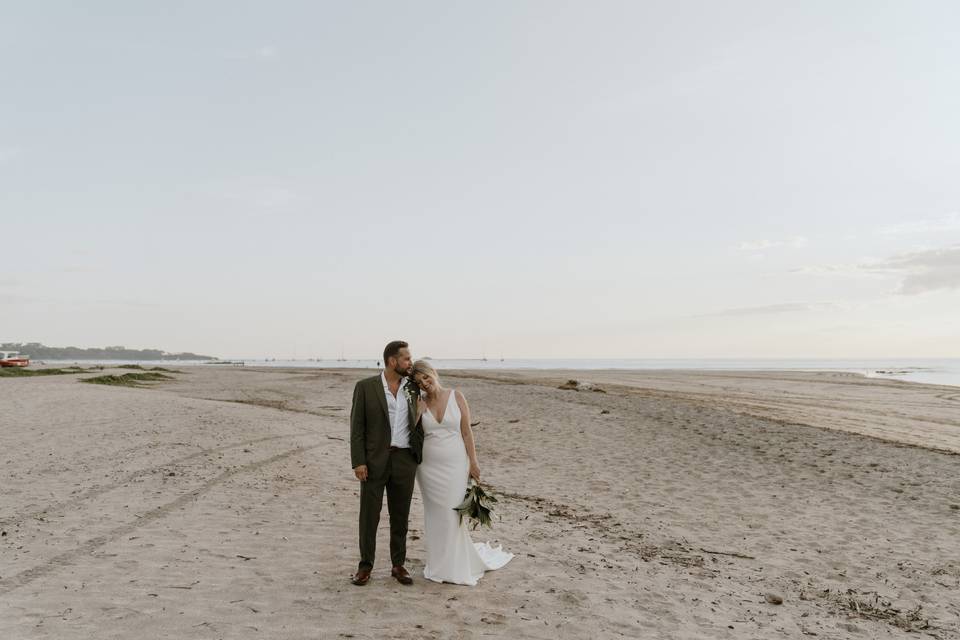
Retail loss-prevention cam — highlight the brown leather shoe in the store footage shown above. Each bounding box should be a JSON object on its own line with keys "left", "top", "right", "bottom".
{"left": 391, "top": 565, "right": 413, "bottom": 585}
{"left": 351, "top": 567, "right": 371, "bottom": 586}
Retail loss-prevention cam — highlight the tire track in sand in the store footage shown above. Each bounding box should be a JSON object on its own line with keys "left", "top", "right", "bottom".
{"left": 0, "top": 442, "right": 323, "bottom": 595}
{"left": 0, "top": 432, "right": 316, "bottom": 529}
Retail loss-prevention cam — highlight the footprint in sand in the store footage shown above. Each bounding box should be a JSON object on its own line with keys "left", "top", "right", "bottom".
{"left": 480, "top": 612, "right": 507, "bottom": 624}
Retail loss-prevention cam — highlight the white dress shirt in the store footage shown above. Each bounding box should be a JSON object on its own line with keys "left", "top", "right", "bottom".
{"left": 381, "top": 372, "right": 411, "bottom": 448}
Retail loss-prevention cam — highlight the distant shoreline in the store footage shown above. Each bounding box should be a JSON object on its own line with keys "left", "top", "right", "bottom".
{"left": 3, "top": 345, "right": 215, "bottom": 361}
{"left": 36, "top": 356, "right": 960, "bottom": 387}
{"left": 32, "top": 358, "right": 960, "bottom": 387}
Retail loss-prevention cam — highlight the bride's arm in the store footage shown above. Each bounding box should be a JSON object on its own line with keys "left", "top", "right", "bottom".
{"left": 456, "top": 390, "right": 481, "bottom": 481}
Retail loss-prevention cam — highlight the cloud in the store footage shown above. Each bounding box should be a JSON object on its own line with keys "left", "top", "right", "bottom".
{"left": 799, "top": 245, "right": 960, "bottom": 295}
{"left": 91, "top": 298, "right": 159, "bottom": 308}
{"left": 791, "top": 263, "right": 858, "bottom": 276}
{"left": 878, "top": 213, "right": 960, "bottom": 236}
{"left": 219, "top": 45, "right": 279, "bottom": 61}
{"left": 735, "top": 236, "right": 808, "bottom": 252}
{"left": 0, "top": 292, "right": 155, "bottom": 306}
{"left": 60, "top": 265, "right": 99, "bottom": 274}
{"left": 694, "top": 302, "right": 838, "bottom": 318}
{"left": 860, "top": 245, "right": 960, "bottom": 295}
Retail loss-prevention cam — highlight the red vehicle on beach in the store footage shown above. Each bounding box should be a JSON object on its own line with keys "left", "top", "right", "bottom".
{"left": 0, "top": 351, "right": 30, "bottom": 367}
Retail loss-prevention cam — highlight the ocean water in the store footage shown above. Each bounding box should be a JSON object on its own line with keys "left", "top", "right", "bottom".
{"left": 41, "top": 357, "right": 960, "bottom": 387}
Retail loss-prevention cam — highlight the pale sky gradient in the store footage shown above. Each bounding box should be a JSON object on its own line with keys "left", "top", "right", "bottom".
{"left": 2, "top": 1, "right": 959, "bottom": 359}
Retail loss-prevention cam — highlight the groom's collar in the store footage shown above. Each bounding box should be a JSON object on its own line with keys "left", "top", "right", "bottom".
{"left": 380, "top": 371, "right": 410, "bottom": 390}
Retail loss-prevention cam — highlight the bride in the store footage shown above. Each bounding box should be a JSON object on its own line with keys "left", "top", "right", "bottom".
{"left": 412, "top": 360, "right": 513, "bottom": 585}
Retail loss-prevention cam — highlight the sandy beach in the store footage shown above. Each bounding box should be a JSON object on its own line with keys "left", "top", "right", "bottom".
{"left": 1, "top": 366, "right": 959, "bottom": 639}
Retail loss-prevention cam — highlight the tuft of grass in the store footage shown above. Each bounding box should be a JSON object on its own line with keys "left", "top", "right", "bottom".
{"left": 112, "top": 365, "right": 182, "bottom": 373}
{"left": 556, "top": 379, "right": 606, "bottom": 393}
{"left": 0, "top": 367, "right": 96, "bottom": 378}
{"left": 82, "top": 372, "right": 175, "bottom": 387}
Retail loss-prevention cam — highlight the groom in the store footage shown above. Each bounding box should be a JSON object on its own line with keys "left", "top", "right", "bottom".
{"left": 349, "top": 340, "right": 424, "bottom": 586}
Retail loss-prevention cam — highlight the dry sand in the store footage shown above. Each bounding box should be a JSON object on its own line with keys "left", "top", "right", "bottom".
{"left": 1, "top": 365, "right": 959, "bottom": 639}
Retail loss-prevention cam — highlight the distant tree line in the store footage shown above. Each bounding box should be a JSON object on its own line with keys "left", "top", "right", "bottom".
{"left": 0, "top": 342, "right": 215, "bottom": 361}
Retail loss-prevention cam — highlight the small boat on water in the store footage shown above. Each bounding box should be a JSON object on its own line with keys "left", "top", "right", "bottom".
{"left": 0, "top": 351, "right": 30, "bottom": 367}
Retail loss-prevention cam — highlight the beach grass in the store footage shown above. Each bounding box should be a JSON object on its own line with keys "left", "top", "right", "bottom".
{"left": 0, "top": 366, "right": 95, "bottom": 378}
{"left": 111, "top": 365, "right": 183, "bottom": 373}
{"left": 81, "top": 372, "right": 175, "bottom": 387}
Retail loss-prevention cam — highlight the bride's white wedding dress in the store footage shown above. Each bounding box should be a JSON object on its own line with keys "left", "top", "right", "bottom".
{"left": 416, "top": 389, "right": 513, "bottom": 585}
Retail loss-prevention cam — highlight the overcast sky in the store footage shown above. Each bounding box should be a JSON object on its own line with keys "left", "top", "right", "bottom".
{"left": 2, "top": 1, "right": 959, "bottom": 359}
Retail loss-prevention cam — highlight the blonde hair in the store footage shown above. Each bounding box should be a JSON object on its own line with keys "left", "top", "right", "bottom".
{"left": 412, "top": 359, "right": 439, "bottom": 385}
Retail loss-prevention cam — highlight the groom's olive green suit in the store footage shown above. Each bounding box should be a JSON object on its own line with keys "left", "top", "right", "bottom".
{"left": 351, "top": 375, "right": 424, "bottom": 570}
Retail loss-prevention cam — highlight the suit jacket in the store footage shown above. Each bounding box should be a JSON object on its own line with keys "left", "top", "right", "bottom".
{"left": 350, "top": 374, "right": 424, "bottom": 472}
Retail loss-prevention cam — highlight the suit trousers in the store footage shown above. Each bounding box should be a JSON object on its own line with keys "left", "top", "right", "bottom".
{"left": 358, "top": 447, "right": 417, "bottom": 570}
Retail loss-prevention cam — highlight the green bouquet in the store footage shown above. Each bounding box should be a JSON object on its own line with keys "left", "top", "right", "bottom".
{"left": 453, "top": 479, "right": 499, "bottom": 529}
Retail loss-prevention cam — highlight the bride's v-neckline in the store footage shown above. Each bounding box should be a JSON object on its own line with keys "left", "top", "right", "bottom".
{"left": 427, "top": 390, "right": 453, "bottom": 424}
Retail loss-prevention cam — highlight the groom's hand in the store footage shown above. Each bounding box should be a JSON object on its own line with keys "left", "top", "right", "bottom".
{"left": 353, "top": 464, "right": 368, "bottom": 481}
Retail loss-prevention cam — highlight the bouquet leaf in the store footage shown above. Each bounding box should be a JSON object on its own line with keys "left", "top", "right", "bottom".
{"left": 453, "top": 479, "right": 499, "bottom": 529}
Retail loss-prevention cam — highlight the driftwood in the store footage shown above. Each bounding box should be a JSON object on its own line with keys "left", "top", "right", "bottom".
{"left": 699, "top": 548, "right": 755, "bottom": 560}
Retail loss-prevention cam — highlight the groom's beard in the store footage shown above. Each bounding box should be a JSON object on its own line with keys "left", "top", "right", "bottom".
{"left": 393, "top": 365, "right": 409, "bottom": 377}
